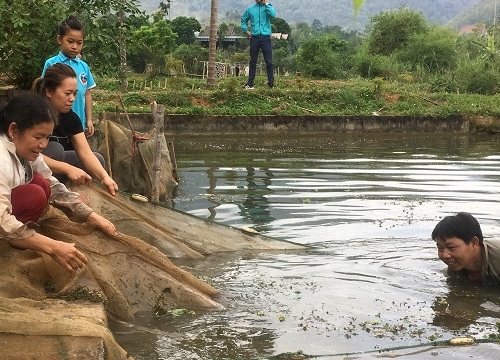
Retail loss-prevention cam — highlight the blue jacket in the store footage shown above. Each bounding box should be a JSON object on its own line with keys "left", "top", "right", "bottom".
{"left": 241, "top": 2, "right": 276, "bottom": 36}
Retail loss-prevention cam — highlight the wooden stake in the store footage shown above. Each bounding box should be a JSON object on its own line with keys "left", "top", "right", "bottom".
{"left": 151, "top": 101, "right": 165, "bottom": 203}
{"left": 118, "top": 95, "right": 153, "bottom": 186}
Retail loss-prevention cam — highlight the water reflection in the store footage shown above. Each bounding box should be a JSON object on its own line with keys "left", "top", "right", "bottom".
{"left": 114, "top": 132, "right": 500, "bottom": 359}
{"left": 432, "top": 280, "right": 500, "bottom": 331}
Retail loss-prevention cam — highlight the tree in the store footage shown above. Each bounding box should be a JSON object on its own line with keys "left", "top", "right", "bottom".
{"left": 170, "top": 16, "right": 202, "bottom": 46}
{"left": 218, "top": 22, "right": 229, "bottom": 49}
{"left": 271, "top": 17, "right": 291, "bottom": 34}
{"left": 367, "top": 8, "right": 428, "bottom": 56}
{"left": 61, "top": 0, "right": 144, "bottom": 76}
{"left": 173, "top": 43, "right": 209, "bottom": 75}
{"left": 396, "top": 26, "right": 458, "bottom": 73}
{"left": 0, "top": 0, "right": 66, "bottom": 88}
{"left": 129, "top": 20, "right": 177, "bottom": 73}
{"left": 0, "top": 0, "right": 143, "bottom": 89}
{"left": 297, "top": 35, "right": 349, "bottom": 79}
{"left": 290, "top": 22, "right": 313, "bottom": 52}
{"left": 160, "top": 1, "right": 173, "bottom": 20}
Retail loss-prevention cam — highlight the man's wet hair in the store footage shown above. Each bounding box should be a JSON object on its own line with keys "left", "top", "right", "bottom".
{"left": 431, "top": 212, "right": 483, "bottom": 245}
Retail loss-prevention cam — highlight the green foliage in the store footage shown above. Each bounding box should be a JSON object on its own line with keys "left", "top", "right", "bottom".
{"left": 129, "top": 20, "right": 177, "bottom": 73}
{"left": 69, "top": 0, "right": 144, "bottom": 76}
{"left": 173, "top": 44, "right": 209, "bottom": 75}
{"left": 223, "top": 77, "right": 240, "bottom": 96}
{"left": 273, "top": 48, "right": 293, "bottom": 73}
{"left": 453, "top": 57, "right": 500, "bottom": 95}
{"left": 0, "top": 0, "right": 66, "bottom": 88}
{"left": 396, "top": 26, "right": 459, "bottom": 73}
{"left": 122, "top": 92, "right": 149, "bottom": 106}
{"left": 297, "top": 35, "right": 349, "bottom": 79}
{"left": 164, "top": 55, "right": 184, "bottom": 76}
{"left": 170, "top": 16, "right": 201, "bottom": 45}
{"left": 456, "top": 32, "right": 489, "bottom": 61}
{"left": 154, "top": 91, "right": 191, "bottom": 107}
{"left": 97, "top": 77, "right": 121, "bottom": 91}
{"left": 367, "top": 8, "right": 429, "bottom": 56}
{"left": 89, "top": 73, "right": 500, "bottom": 118}
{"left": 0, "top": 0, "right": 144, "bottom": 88}
{"left": 352, "top": 45, "right": 404, "bottom": 79}
{"left": 427, "top": 72, "right": 459, "bottom": 93}
{"left": 271, "top": 17, "right": 291, "bottom": 34}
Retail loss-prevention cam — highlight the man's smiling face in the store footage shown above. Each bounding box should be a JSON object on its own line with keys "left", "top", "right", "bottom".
{"left": 436, "top": 236, "right": 479, "bottom": 272}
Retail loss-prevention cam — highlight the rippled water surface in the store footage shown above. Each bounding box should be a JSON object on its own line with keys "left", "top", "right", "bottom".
{"left": 112, "top": 132, "right": 500, "bottom": 359}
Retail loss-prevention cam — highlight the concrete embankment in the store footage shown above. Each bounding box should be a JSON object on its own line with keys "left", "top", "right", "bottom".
{"left": 100, "top": 112, "right": 500, "bottom": 134}
{"left": 2, "top": 89, "right": 499, "bottom": 133}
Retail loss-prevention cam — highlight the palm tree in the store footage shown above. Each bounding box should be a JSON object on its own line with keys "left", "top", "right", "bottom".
{"left": 208, "top": 0, "right": 218, "bottom": 86}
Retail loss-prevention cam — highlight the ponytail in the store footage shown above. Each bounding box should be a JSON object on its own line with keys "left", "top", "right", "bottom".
{"left": 31, "top": 77, "right": 44, "bottom": 95}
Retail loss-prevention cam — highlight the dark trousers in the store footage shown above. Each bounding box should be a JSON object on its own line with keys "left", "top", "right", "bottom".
{"left": 247, "top": 35, "right": 274, "bottom": 87}
{"left": 43, "top": 141, "right": 105, "bottom": 183}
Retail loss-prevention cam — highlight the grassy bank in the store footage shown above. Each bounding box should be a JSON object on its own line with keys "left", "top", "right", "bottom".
{"left": 93, "top": 74, "right": 500, "bottom": 118}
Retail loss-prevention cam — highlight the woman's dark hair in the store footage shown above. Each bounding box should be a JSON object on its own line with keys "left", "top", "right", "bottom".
{"left": 32, "top": 63, "right": 76, "bottom": 96}
{"left": 58, "top": 15, "right": 84, "bottom": 37}
{"left": 0, "top": 93, "right": 58, "bottom": 134}
{"left": 431, "top": 212, "right": 484, "bottom": 245}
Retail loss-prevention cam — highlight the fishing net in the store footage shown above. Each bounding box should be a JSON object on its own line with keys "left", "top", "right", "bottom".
{"left": 98, "top": 119, "right": 178, "bottom": 201}
{"left": 0, "top": 183, "right": 303, "bottom": 359}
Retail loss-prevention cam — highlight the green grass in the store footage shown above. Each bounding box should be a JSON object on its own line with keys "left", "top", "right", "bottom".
{"left": 91, "top": 74, "right": 500, "bottom": 118}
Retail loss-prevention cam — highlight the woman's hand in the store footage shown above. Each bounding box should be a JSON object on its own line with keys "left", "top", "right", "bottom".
{"left": 101, "top": 175, "right": 119, "bottom": 196}
{"left": 9, "top": 234, "right": 88, "bottom": 273}
{"left": 66, "top": 166, "right": 93, "bottom": 185}
{"left": 86, "top": 211, "right": 118, "bottom": 237}
{"left": 49, "top": 241, "right": 89, "bottom": 272}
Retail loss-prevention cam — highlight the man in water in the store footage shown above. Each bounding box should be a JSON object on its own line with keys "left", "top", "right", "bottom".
{"left": 432, "top": 212, "right": 500, "bottom": 284}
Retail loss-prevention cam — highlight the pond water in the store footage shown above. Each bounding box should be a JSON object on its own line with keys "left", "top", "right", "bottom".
{"left": 111, "top": 132, "right": 500, "bottom": 359}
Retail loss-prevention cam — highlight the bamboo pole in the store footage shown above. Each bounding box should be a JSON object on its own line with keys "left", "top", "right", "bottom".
{"left": 103, "top": 120, "right": 113, "bottom": 178}
{"left": 167, "top": 140, "right": 179, "bottom": 182}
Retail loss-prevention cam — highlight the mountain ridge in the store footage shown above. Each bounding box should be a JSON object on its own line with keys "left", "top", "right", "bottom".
{"left": 138, "top": 0, "right": 485, "bottom": 30}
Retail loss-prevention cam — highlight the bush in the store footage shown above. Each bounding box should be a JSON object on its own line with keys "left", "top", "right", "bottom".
{"left": 453, "top": 58, "right": 500, "bottom": 95}
{"left": 297, "top": 35, "right": 349, "bottom": 79}
{"left": 353, "top": 50, "right": 403, "bottom": 80}
{"left": 122, "top": 92, "right": 150, "bottom": 106}
{"left": 367, "top": 8, "right": 428, "bottom": 56}
{"left": 396, "top": 27, "right": 458, "bottom": 73}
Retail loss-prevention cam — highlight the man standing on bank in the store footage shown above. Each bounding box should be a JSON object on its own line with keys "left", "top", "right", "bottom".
{"left": 241, "top": 0, "right": 277, "bottom": 90}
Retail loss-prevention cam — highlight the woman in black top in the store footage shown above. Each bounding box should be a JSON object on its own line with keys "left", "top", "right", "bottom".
{"left": 32, "top": 63, "right": 118, "bottom": 195}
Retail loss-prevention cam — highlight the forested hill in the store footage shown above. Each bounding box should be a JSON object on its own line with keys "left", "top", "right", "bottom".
{"left": 448, "top": 0, "right": 499, "bottom": 30}
{"left": 139, "top": 0, "right": 482, "bottom": 30}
